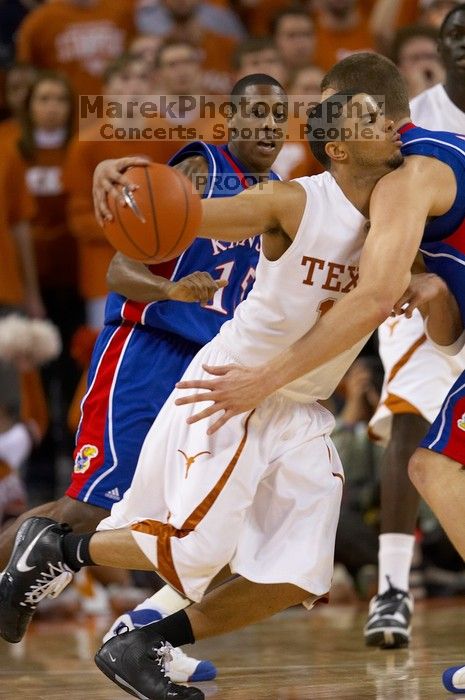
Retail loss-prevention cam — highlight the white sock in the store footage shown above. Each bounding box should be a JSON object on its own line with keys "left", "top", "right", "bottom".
{"left": 134, "top": 585, "right": 190, "bottom": 617}
{"left": 378, "top": 533, "right": 415, "bottom": 594}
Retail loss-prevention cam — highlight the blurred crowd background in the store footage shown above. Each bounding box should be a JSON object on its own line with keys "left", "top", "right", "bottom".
{"left": 0, "top": 0, "right": 464, "bottom": 614}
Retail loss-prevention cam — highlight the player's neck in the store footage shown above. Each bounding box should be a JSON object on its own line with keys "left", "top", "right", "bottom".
{"left": 444, "top": 76, "right": 465, "bottom": 112}
{"left": 333, "top": 168, "right": 384, "bottom": 218}
{"left": 226, "top": 143, "right": 271, "bottom": 177}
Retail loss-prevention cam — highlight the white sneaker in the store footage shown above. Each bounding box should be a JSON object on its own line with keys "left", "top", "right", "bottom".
{"left": 103, "top": 607, "right": 217, "bottom": 682}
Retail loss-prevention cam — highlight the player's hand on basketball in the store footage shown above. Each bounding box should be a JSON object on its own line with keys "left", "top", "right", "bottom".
{"left": 93, "top": 157, "right": 152, "bottom": 225}
{"left": 392, "top": 273, "right": 448, "bottom": 318}
{"left": 175, "top": 364, "right": 269, "bottom": 434}
{"left": 167, "top": 272, "right": 228, "bottom": 304}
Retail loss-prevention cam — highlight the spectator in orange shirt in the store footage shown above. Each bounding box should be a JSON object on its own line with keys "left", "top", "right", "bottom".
{"left": 137, "top": 0, "right": 240, "bottom": 92}
{"left": 7, "top": 71, "right": 84, "bottom": 411}
{"left": 273, "top": 64, "right": 325, "bottom": 181}
{"left": 65, "top": 53, "right": 173, "bottom": 331}
{"left": 237, "top": 0, "right": 296, "bottom": 37}
{"left": 272, "top": 7, "right": 316, "bottom": 75}
{"left": 136, "top": 0, "right": 245, "bottom": 40}
{"left": 391, "top": 24, "right": 445, "bottom": 97}
{"left": 16, "top": 0, "right": 136, "bottom": 101}
{"left": 313, "top": 0, "right": 375, "bottom": 71}
{"left": 421, "top": 0, "right": 460, "bottom": 28}
{"left": 0, "top": 63, "right": 37, "bottom": 144}
{"left": 232, "top": 36, "right": 288, "bottom": 86}
{"left": 0, "top": 144, "right": 43, "bottom": 319}
{"left": 129, "top": 34, "right": 164, "bottom": 72}
{"left": 151, "top": 38, "right": 225, "bottom": 153}
{"left": 370, "top": 0, "right": 457, "bottom": 51}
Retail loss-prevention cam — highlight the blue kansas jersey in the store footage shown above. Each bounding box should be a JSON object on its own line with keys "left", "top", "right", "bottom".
{"left": 400, "top": 123, "right": 465, "bottom": 325}
{"left": 105, "top": 143, "right": 280, "bottom": 345}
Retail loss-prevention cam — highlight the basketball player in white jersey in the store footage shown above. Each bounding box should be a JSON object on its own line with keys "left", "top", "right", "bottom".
{"left": 321, "top": 6, "right": 465, "bottom": 650}
{"left": 0, "top": 93, "right": 409, "bottom": 699}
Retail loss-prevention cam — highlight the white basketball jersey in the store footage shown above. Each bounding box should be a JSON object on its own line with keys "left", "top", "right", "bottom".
{"left": 220, "top": 171, "right": 370, "bottom": 403}
{"left": 410, "top": 84, "right": 465, "bottom": 133}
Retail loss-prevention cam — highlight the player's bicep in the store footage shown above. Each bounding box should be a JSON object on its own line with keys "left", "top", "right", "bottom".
{"left": 359, "top": 170, "right": 431, "bottom": 296}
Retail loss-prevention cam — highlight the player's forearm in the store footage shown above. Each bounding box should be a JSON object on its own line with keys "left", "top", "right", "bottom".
{"left": 425, "top": 280, "right": 463, "bottom": 348}
{"left": 106, "top": 252, "right": 174, "bottom": 302}
{"left": 255, "top": 286, "right": 398, "bottom": 396}
{"left": 198, "top": 183, "right": 281, "bottom": 242}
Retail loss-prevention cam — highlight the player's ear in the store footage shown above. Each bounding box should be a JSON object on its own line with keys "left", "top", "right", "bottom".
{"left": 224, "top": 101, "right": 235, "bottom": 125}
{"left": 325, "top": 141, "right": 347, "bottom": 163}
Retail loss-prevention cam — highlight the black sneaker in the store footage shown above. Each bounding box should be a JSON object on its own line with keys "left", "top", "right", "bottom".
{"left": 95, "top": 626, "right": 205, "bottom": 700}
{"left": 0, "top": 517, "right": 74, "bottom": 643}
{"left": 364, "top": 579, "right": 413, "bottom": 649}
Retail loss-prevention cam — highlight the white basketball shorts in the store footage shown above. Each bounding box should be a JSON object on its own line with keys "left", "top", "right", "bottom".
{"left": 369, "top": 311, "right": 465, "bottom": 445}
{"left": 98, "top": 338, "right": 344, "bottom": 603}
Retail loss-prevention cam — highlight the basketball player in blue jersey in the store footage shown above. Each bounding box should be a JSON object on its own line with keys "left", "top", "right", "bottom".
{"left": 0, "top": 73, "right": 286, "bottom": 682}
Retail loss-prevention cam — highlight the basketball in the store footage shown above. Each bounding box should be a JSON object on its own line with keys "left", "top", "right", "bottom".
{"left": 103, "top": 163, "right": 202, "bottom": 263}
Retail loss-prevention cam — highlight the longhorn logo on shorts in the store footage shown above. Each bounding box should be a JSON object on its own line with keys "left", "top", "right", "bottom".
{"left": 74, "top": 444, "right": 99, "bottom": 473}
{"left": 458, "top": 414, "right": 465, "bottom": 432}
{"left": 386, "top": 319, "right": 400, "bottom": 336}
{"left": 178, "top": 450, "right": 211, "bottom": 478}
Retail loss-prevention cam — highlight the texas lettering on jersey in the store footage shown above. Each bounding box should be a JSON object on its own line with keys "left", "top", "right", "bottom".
{"left": 301, "top": 255, "right": 359, "bottom": 293}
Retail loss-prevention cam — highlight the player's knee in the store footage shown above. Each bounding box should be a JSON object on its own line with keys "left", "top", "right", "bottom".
{"left": 408, "top": 448, "right": 432, "bottom": 491}
{"left": 50, "top": 496, "right": 109, "bottom": 533}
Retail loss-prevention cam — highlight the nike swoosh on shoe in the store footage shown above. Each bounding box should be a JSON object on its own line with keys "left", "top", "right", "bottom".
{"left": 16, "top": 524, "right": 55, "bottom": 573}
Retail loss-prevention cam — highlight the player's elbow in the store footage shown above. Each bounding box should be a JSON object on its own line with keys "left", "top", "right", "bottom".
{"left": 106, "top": 253, "right": 126, "bottom": 292}
{"left": 367, "top": 275, "right": 411, "bottom": 323}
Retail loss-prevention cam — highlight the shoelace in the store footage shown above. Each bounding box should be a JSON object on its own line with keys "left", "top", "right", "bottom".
{"left": 19, "top": 563, "right": 73, "bottom": 608}
{"left": 155, "top": 643, "right": 174, "bottom": 678}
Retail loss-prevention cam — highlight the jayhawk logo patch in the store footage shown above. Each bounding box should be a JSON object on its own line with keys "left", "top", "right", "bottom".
{"left": 458, "top": 414, "right": 465, "bottom": 431}
{"left": 74, "top": 444, "right": 99, "bottom": 473}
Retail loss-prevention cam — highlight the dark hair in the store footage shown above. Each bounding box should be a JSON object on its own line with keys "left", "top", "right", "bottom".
{"left": 18, "top": 70, "right": 74, "bottom": 161}
{"left": 306, "top": 92, "right": 356, "bottom": 168}
{"left": 321, "top": 52, "right": 410, "bottom": 122}
{"left": 154, "top": 37, "right": 201, "bottom": 69}
{"left": 231, "top": 73, "right": 285, "bottom": 98}
{"left": 103, "top": 52, "right": 147, "bottom": 85}
{"left": 231, "top": 36, "right": 278, "bottom": 70}
{"left": 390, "top": 24, "right": 439, "bottom": 64}
{"left": 440, "top": 2, "right": 465, "bottom": 38}
{"left": 270, "top": 6, "right": 313, "bottom": 36}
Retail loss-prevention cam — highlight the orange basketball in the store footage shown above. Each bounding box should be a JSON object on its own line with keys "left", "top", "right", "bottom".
{"left": 103, "top": 163, "right": 202, "bottom": 263}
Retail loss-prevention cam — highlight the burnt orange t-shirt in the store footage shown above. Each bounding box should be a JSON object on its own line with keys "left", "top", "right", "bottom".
{"left": 0, "top": 118, "right": 21, "bottom": 147}
{"left": 16, "top": 0, "right": 135, "bottom": 99}
{"left": 64, "top": 121, "right": 192, "bottom": 300}
{"left": 313, "top": 13, "right": 375, "bottom": 71}
{"left": 6, "top": 139, "right": 78, "bottom": 289}
{"left": 201, "top": 30, "right": 237, "bottom": 94}
{"left": 0, "top": 142, "right": 35, "bottom": 306}
{"left": 240, "top": 0, "right": 294, "bottom": 36}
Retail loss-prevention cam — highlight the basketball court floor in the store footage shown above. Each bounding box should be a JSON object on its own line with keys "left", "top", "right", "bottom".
{"left": 1, "top": 599, "right": 464, "bottom": 699}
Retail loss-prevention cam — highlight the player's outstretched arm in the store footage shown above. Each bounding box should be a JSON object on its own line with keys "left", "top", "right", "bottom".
{"left": 175, "top": 160, "right": 441, "bottom": 432}
{"left": 198, "top": 180, "right": 306, "bottom": 243}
